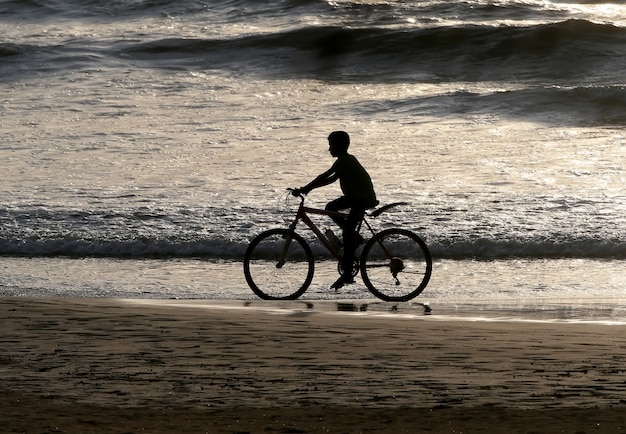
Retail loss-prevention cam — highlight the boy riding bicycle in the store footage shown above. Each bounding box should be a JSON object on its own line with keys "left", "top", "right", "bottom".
{"left": 292, "top": 131, "right": 378, "bottom": 290}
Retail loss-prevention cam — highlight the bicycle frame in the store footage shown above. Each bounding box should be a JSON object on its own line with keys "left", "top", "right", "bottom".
{"left": 284, "top": 195, "right": 347, "bottom": 261}
{"left": 281, "top": 193, "right": 381, "bottom": 264}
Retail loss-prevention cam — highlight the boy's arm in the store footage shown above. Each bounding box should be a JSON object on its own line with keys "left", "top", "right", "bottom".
{"left": 298, "top": 168, "right": 338, "bottom": 195}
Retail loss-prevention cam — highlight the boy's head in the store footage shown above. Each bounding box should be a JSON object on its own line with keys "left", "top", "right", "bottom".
{"left": 328, "top": 131, "right": 350, "bottom": 155}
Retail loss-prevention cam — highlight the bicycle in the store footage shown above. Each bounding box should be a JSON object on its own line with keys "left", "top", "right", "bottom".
{"left": 243, "top": 189, "right": 432, "bottom": 302}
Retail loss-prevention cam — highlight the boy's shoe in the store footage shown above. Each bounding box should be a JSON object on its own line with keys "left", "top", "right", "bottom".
{"left": 330, "top": 275, "right": 355, "bottom": 290}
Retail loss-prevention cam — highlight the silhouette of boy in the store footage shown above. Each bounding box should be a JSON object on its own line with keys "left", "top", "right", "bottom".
{"left": 293, "top": 131, "right": 378, "bottom": 289}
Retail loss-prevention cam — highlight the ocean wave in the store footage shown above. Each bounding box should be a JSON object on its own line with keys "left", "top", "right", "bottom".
{"left": 0, "top": 0, "right": 612, "bottom": 27}
{"left": 431, "top": 238, "right": 626, "bottom": 260}
{"left": 0, "top": 237, "right": 242, "bottom": 259}
{"left": 0, "top": 43, "right": 26, "bottom": 57}
{"left": 4, "top": 16, "right": 625, "bottom": 84}
{"left": 1, "top": 203, "right": 624, "bottom": 260}
{"left": 346, "top": 84, "right": 626, "bottom": 126}
{"left": 1, "top": 234, "right": 624, "bottom": 261}
{"left": 112, "top": 19, "right": 626, "bottom": 81}
{"left": 0, "top": 0, "right": 211, "bottom": 19}
{"left": 515, "top": 85, "right": 626, "bottom": 125}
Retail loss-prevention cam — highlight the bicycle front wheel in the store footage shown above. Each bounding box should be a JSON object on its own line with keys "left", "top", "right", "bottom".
{"left": 243, "top": 229, "right": 314, "bottom": 300}
{"left": 360, "top": 228, "right": 432, "bottom": 302}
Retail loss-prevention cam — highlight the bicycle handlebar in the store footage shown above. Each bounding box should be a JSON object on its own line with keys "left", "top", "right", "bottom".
{"left": 286, "top": 188, "right": 304, "bottom": 198}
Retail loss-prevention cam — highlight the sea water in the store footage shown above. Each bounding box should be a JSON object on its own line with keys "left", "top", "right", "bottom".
{"left": 1, "top": 1, "right": 625, "bottom": 312}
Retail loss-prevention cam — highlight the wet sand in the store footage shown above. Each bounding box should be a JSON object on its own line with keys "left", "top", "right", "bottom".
{"left": 2, "top": 297, "right": 626, "bottom": 433}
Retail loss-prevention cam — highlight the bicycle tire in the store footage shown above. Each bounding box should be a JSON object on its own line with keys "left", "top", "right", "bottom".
{"left": 243, "top": 229, "right": 314, "bottom": 300}
{"left": 360, "top": 228, "right": 432, "bottom": 302}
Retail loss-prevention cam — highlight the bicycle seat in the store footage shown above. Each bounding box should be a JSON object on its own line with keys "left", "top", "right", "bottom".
{"left": 368, "top": 202, "right": 409, "bottom": 218}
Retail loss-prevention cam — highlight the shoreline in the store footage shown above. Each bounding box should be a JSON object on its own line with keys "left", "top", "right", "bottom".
{"left": 2, "top": 297, "right": 626, "bottom": 432}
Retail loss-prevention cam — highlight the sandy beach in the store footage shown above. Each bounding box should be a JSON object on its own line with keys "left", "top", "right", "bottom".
{"left": 2, "top": 297, "right": 626, "bottom": 433}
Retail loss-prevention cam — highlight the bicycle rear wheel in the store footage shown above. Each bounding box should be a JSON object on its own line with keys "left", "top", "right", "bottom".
{"left": 243, "top": 229, "right": 314, "bottom": 300}
{"left": 360, "top": 228, "right": 432, "bottom": 302}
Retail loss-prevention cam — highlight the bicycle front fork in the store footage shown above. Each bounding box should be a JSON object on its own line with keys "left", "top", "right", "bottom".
{"left": 276, "top": 230, "right": 295, "bottom": 268}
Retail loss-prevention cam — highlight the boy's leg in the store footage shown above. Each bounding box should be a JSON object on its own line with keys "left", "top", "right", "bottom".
{"left": 340, "top": 206, "right": 365, "bottom": 280}
{"left": 327, "top": 198, "right": 364, "bottom": 289}
{"left": 325, "top": 197, "right": 351, "bottom": 229}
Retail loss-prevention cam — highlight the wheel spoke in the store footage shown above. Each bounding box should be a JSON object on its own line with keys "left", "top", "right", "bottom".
{"left": 360, "top": 229, "right": 432, "bottom": 302}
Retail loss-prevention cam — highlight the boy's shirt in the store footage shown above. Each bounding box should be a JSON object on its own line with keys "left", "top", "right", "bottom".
{"left": 331, "top": 153, "right": 377, "bottom": 207}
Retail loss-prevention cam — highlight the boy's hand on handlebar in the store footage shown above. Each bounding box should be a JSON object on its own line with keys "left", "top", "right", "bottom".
{"left": 289, "top": 187, "right": 306, "bottom": 197}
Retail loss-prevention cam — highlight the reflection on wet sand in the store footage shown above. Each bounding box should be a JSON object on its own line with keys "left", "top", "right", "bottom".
{"left": 336, "top": 301, "right": 432, "bottom": 315}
